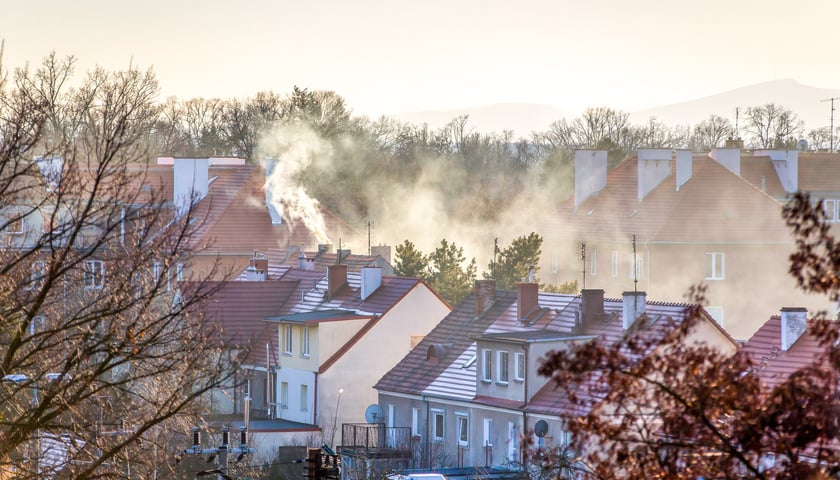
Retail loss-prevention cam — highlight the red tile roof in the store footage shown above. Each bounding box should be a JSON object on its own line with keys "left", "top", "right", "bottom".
{"left": 740, "top": 314, "right": 823, "bottom": 388}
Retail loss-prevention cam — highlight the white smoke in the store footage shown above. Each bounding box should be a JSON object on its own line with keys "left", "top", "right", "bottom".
{"left": 260, "top": 124, "right": 333, "bottom": 245}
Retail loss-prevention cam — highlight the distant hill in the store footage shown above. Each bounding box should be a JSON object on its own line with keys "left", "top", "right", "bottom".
{"left": 389, "top": 103, "right": 572, "bottom": 137}
{"left": 631, "top": 79, "right": 840, "bottom": 131}
{"left": 389, "top": 80, "right": 840, "bottom": 138}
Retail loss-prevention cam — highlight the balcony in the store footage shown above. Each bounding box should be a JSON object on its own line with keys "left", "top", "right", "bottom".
{"left": 339, "top": 423, "right": 413, "bottom": 459}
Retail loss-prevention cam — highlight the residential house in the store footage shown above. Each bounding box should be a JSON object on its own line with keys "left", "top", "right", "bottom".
{"left": 540, "top": 148, "right": 834, "bottom": 340}
{"left": 203, "top": 256, "right": 451, "bottom": 458}
{"left": 371, "top": 281, "right": 735, "bottom": 475}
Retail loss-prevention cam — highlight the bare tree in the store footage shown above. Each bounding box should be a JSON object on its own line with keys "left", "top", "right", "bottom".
{"left": 690, "top": 114, "right": 734, "bottom": 150}
{"left": 0, "top": 53, "right": 232, "bottom": 479}
{"left": 743, "top": 103, "right": 804, "bottom": 149}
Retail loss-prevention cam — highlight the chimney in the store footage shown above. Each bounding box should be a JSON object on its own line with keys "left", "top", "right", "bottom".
{"left": 755, "top": 149, "right": 799, "bottom": 193}
{"left": 246, "top": 252, "right": 268, "bottom": 281}
{"left": 370, "top": 244, "right": 392, "bottom": 264}
{"left": 173, "top": 158, "right": 210, "bottom": 216}
{"left": 675, "top": 149, "right": 692, "bottom": 190}
{"left": 517, "top": 282, "right": 540, "bottom": 323}
{"left": 318, "top": 244, "right": 333, "bottom": 256}
{"left": 581, "top": 289, "right": 605, "bottom": 325}
{"left": 637, "top": 148, "right": 672, "bottom": 200}
{"left": 780, "top": 307, "right": 807, "bottom": 351}
{"left": 622, "top": 291, "right": 646, "bottom": 329}
{"left": 474, "top": 279, "right": 496, "bottom": 316}
{"left": 574, "top": 150, "right": 608, "bottom": 210}
{"left": 297, "top": 252, "right": 316, "bottom": 270}
{"left": 337, "top": 248, "right": 351, "bottom": 263}
{"left": 709, "top": 148, "right": 741, "bottom": 176}
{"left": 327, "top": 264, "right": 347, "bottom": 299}
{"left": 360, "top": 267, "right": 383, "bottom": 300}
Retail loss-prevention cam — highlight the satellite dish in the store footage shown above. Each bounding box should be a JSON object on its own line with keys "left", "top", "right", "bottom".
{"left": 365, "top": 404, "right": 384, "bottom": 424}
{"left": 534, "top": 420, "right": 549, "bottom": 438}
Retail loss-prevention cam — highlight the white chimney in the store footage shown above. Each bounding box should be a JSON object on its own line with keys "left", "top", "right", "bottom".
{"left": 360, "top": 267, "right": 383, "bottom": 300}
{"left": 675, "top": 149, "right": 692, "bottom": 190}
{"left": 173, "top": 158, "right": 209, "bottom": 216}
{"left": 261, "top": 158, "right": 282, "bottom": 225}
{"left": 755, "top": 149, "right": 798, "bottom": 193}
{"left": 709, "top": 148, "right": 741, "bottom": 176}
{"left": 574, "top": 150, "right": 607, "bottom": 210}
{"left": 622, "top": 291, "right": 646, "bottom": 329}
{"left": 780, "top": 307, "right": 807, "bottom": 351}
{"left": 245, "top": 253, "right": 268, "bottom": 281}
{"left": 637, "top": 148, "right": 672, "bottom": 200}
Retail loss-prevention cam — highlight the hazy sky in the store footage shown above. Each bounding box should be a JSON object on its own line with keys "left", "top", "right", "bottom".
{"left": 3, "top": 0, "right": 839, "bottom": 118}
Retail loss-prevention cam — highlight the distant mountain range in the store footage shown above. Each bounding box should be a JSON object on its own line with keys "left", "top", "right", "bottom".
{"left": 389, "top": 79, "right": 840, "bottom": 137}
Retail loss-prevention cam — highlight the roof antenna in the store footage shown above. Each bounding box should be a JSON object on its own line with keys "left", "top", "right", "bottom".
{"left": 366, "top": 220, "right": 374, "bottom": 256}
{"left": 492, "top": 238, "right": 499, "bottom": 280}
{"left": 632, "top": 234, "right": 638, "bottom": 293}
{"left": 580, "top": 242, "right": 586, "bottom": 290}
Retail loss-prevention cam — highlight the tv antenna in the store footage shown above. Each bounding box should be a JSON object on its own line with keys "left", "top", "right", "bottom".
{"left": 365, "top": 220, "right": 374, "bottom": 255}
{"left": 632, "top": 234, "right": 638, "bottom": 293}
{"left": 580, "top": 242, "right": 586, "bottom": 290}
{"left": 821, "top": 97, "right": 839, "bottom": 153}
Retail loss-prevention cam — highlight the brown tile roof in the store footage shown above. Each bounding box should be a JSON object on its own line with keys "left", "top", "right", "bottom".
{"left": 740, "top": 315, "right": 823, "bottom": 388}
{"left": 553, "top": 155, "right": 791, "bottom": 244}
{"left": 797, "top": 153, "right": 840, "bottom": 193}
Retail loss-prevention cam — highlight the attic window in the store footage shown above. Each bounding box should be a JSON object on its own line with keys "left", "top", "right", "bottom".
{"left": 426, "top": 343, "right": 453, "bottom": 365}
{"left": 461, "top": 354, "right": 476, "bottom": 369}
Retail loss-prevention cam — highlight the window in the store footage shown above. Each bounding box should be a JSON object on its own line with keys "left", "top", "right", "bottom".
{"left": 823, "top": 199, "right": 840, "bottom": 222}
{"left": 26, "top": 261, "right": 46, "bottom": 290}
{"left": 284, "top": 325, "right": 293, "bottom": 355}
{"left": 514, "top": 352, "right": 525, "bottom": 381}
{"left": 481, "top": 349, "right": 492, "bottom": 382}
{"left": 300, "top": 384, "right": 308, "bottom": 412}
{"left": 483, "top": 418, "right": 494, "bottom": 447}
{"left": 705, "top": 252, "right": 725, "bottom": 280}
{"left": 301, "top": 326, "right": 310, "bottom": 357}
{"left": 432, "top": 409, "right": 445, "bottom": 441}
{"left": 153, "top": 261, "right": 162, "bottom": 283}
{"left": 6, "top": 215, "right": 24, "bottom": 234}
{"left": 83, "top": 260, "right": 105, "bottom": 290}
{"left": 610, "top": 251, "right": 619, "bottom": 278}
{"left": 176, "top": 263, "right": 185, "bottom": 282}
{"left": 280, "top": 382, "right": 289, "bottom": 409}
{"left": 497, "top": 351, "right": 509, "bottom": 384}
{"left": 507, "top": 421, "right": 518, "bottom": 460}
{"left": 457, "top": 413, "right": 469, "bottom": 447}
{"left": 412, "top": 407, "right": 421, "bottom": 437}
{"left": 628, "top": 254, "right": 644, "bottom": 280}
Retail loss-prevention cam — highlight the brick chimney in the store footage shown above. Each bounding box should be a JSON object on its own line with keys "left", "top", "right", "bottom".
{"left": 574, "top": 150, "right": 607, "bottom": 210}
{"left": 173, "top": 158, "right": 209, "bottom": 216}
{"left": 360, "top": 267, "right": 383, "bottom": 301}
{"left": 780, "top": 307, "right": 807, "bottom": 351}
{"left": 517, "top": 282, "right": 539, "bottom": 322}
{"left": 474, "top": 280, "right": 496, "bottom": 316}
{"left": 327, "top": 264, "right": 347, "bottom": 299}
{"left": 622, "top": 291, "right": 646, "bottom": 329}
{"left": 581, "top": 289, "right": 606, "bottom": 325}
{"left": 637, "top": 148, "right": 672, "bottom": 201}
{"left": 246, "top": 252, "right": 268, "bottom": 281}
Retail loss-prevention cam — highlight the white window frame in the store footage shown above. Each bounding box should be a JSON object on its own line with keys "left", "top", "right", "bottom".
{"left": 481, "top": 349, "right": 492, "bottom": 382}
{"left": 83, "top": 260, "right": 105, "bottom": 290}
{"left": 412, "top": 407, "right": 421, "bottom": 437}
{"left": 456, "top": 412, "right": 469, "bottom": 447}
{"left": 6, "top": 214, "right": 24, "bottom": 234}
{"left": 705, "top": 252, "right": 725, "bottom": 280}
{"left": 507, "top": 421, "right": 517, "bottom": 460}
{"left": 300, "top": 384, "right": 308, "bottom": 412}
{"left": 514, "top": 352, "right": 525, "bottom": 381}
{"left": 590, "top": 249, "right": 597, "bottom": 276}
{"left": 483, "top": 418, "right": 494, "bottom": 447}
{"left": 432, "top": 409, "right": 445, "bottom": 442}
{"left": 284, "top": 325, "right": 293, "bottom": 355}
{"left": 280, "top": 381, "right": 289, "bottom": 409}
{"left": 823, "top": 198, "right": 840, "bottom": 222}
{"left": 301, "top": 326, "right": 310, "bottom": 357}
{"left": 497, "top": 351, "right": 509, "bottom": 384}
{"left": 610, "top": 251, "right": 619, "bottom": 278}
{"left": 176, "top": 263, "right": 185, "bottom": 282}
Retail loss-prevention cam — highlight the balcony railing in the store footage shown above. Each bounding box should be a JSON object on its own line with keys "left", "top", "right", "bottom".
{"left": 340, "top": 423, "right": 412, "bottom": 457}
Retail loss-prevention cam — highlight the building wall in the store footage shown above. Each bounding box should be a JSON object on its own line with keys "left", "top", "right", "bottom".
{"left": 276, "top": 368, "right": 317, "bottom": 424}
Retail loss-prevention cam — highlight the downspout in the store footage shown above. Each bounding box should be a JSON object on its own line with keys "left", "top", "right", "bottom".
{"left": 314, "top": 373, "right": 319, "bottom": 427}
{"left": 424, "top": 395, "right": 431, "bottom": 469}
{"left": 522, "top": 343, "right": 529, "bottom": 467}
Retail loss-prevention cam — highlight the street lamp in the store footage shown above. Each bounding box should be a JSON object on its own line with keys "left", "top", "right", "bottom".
{"left": 330, "top": 388, "right": 344, "bottom": 448}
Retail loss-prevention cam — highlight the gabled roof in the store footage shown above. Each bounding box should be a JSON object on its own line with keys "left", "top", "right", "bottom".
{"left": 263, "top": 249, "right": 394, "bottom": 274}
{"left": 556, "top": 155, "right": 791, "bottom": 244}
{"left": 740, "top": 314, "right": 823, "bottom": 387}
{"left": 376, "top": 284, "right": 725, "bottom": 418}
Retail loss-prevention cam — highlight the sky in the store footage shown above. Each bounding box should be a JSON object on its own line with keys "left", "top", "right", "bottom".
{"left": 3, "top": 0, "right": 840, "bottom": 119}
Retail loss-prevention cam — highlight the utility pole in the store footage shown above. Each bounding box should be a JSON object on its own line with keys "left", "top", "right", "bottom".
{"left": 821, "top": 97, "right": 839, "bottom": 153}
{"left": 183, "top": 425, "right": 253, "bottom": 480}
